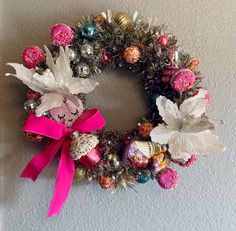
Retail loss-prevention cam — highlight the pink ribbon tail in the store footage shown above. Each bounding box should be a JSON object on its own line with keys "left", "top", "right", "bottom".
{"left": 47, "top": 140, "right": 74, "bottom": 217}
{"left": 20, "top": 139, "right": 65, "bottom": 181}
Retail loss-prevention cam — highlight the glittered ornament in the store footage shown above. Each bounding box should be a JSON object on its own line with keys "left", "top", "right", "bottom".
{"left": 123, "top": 46, "right": 141, "bottom": 64}
{"left": 157, "top": 168, "right": 179, "bottom": 189}
{"left": 170, "top": 69, "right": 196, "bottom": 92}
{"left": 157, "top": 35, "right": 169, "bottom": 47}
{"left": 186, "top": 58, "right": 199, "bottom": 72}
{"left": 161, "top": 65, "right": 178, "bottom": 84}
{"left": 100, "top": 52, "right": 110, "bottom": 64}
{"left": 22, "top": 46, "right": 45, "bottom": 68}
{"left": 24, "top": 100, "right": 38, "bottom": 113}
{"left": 76, "top": 63, "right": 90, "bottom": 77}
{"left": 81, "top": 23, "right": 96, "bottom": 39}
{"left": 113, "top": 12, "right": 132, "bottom": 30}
{"left": 80, "top": 44, "right": 94, "bottom": 58}
{"left": 50, "top": 23, "right": 74, "bottom": 46}
{"left": 26, "top": 89, "right": 40, "bottom": 101}
{"left": 138, "top": 121, "right": 154, "bottom": 139}
{"left": 74, "top": 167, "right": 86, "bottom": 182}
{"left": 137, "top": 173, "right": 150, "bottom": 184}
{"left": 99, "top": 176, "right": 115, "bottom": 190}
{"left": 94, "top": 14, "right": 105, "bottom": 24}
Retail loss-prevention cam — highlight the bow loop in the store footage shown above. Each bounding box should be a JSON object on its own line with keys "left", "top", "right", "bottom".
{"left": 20, "top": 108, "right": 105, "bottom": 217}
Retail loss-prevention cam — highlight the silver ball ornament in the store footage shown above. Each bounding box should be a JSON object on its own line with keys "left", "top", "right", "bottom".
{"left": 76, "top": 63, "right": 90, "bottom": 77}
{"left": 80, "top": 44, "right": 94, "bottom": 59}
{"left": 24, "top": 100, "right": 38, "bottom": 113}
{"left": 105, "top": 154, "right": 120, "bottom": 170}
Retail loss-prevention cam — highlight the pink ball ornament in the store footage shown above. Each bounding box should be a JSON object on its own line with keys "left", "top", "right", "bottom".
{"left": 50, "top": 23, "right": 74, "bottom": 46}
{"left": 22, "top": 46, "right": 45, "bottom": 68}
{"left": 157, "top": 168, "right": 179, "bottom": 189}
{"left": 157, "top": 35, "right": 169, "bottom": 46}
{"left": 171, "top": 69, "right": 196, "bottom": 92}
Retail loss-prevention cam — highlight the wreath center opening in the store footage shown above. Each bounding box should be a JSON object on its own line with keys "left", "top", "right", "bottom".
{"left": 86, "top": 69, "right": 148, "bottom": 131}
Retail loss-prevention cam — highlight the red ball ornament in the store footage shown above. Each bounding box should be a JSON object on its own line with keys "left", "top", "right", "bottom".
{"left": 24, "top": 132, "right": 45, "bottom": 142}
{"left": 99, "top": 176, "right": 115, "bottom": 190}
{"left": 101, "top": 52, "right": 110, "bottom": 64}
{"left": 157, "top": 35, "right": 169, "bottom": 47}
{"left": 50, "top": 23, "right": 74, "bottom": 47}
{"left": 22, "top": 46, "right": 45, "bottom": 68}
{"left": 26, "top": 89, "right": 40, "bottom": 101}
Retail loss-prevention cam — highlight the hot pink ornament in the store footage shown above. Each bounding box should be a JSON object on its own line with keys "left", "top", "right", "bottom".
{"left": 49, "top": 99, "right": 83, "bottom": 127}
{"left": 161, "top": 65, "right": 178, "bottom": 84}
{"left": 22, "top": 46, "right": 45, "bottom": 68}
{"left": 157, "top": 35, "right": 169, "bottom": 46}
{"left": 50, "top": 23, "right": 74, "bottom": 46}
{"left": 157, "top": 168, "right": 179, "bottom": 189}
{"left": 171, "top": 69, "right": 196, "bottom": 92}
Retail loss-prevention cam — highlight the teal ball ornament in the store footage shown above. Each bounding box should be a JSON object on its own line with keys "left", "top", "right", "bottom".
{"left": 137, "top": 173, "right": 150, "bottom": 184}
{"left": 152, "top": 93, "right": 160, "bottom": 104}
{"left": 81, "top": 23, "right": 96, "bottom": 39}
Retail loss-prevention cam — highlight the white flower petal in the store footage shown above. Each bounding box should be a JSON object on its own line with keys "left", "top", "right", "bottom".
{"left": 56, "top": 46, "right": 73, "bottom": 85}
{"left": 6, "top": 63, "right": 45, "bottom": 94}
{"left": 44, "top": 45, "right": 57, "bottom": 79}
{"left": 182, "top": 117, "right": 216, "bottom": 133}
{"left": 180, "top": 97, "right": 208, "bottom": 118}
{"left": 67, "top": 78, "right": 99, "bottom": 94}
{"left": 168, "top": 131, "right": 225, "bottom": 158}
{"left": 193, "top": 89, "right": 208, "bottom": 99}
{"left": 150, "top": 124, "right": 178, "bottom": 144}
{"left": 35, "top": 92, "right": 64, "bottom": 116}
{"left": 33, "top": 69, "right": 59, "bottom": 91}
{"left": 156, "top": 96, "right": 181, "bottom": 126}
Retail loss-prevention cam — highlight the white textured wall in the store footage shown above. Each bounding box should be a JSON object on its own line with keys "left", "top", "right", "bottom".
{"left": 1, "top": 0, "right": 236, "bottom": 230}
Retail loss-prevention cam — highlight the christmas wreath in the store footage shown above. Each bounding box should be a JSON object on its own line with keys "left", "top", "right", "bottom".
{"left": 5, "top": 10, "right": 225, "bottom": 217}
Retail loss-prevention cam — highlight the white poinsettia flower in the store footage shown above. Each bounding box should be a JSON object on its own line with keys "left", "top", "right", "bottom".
{"left": 6, "top": 46, "right": 98, "bottom": 116}
{"left": 150, "top": 90, "right": 225, "bottom": 160}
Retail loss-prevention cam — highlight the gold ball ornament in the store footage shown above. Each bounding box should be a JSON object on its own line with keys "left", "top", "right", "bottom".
{"left": 138, "top": 121, "right": 155, "bottom": 139}
{"left": 74, "top": 168, "right": 86, "bottom": 182}
{"left": 113, "top": 12, "right": 132, "bottom": 30}
{"left": 123, "top": 46, "right": 141, "bottom": 64}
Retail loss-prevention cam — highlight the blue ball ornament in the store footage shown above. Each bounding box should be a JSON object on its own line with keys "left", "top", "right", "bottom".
{"left": 137, "top": 173, "right": 150, "bottom": 184}
{"left": 81, "top": 23, "right": 96, "bottom": 39}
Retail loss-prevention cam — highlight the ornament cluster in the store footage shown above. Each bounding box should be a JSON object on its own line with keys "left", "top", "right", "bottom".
{"left": 7, "top": 10, "right": 224, "bottom": 209}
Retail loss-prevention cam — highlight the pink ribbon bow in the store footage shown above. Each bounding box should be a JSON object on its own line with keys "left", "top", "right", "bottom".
{"left": 21, "top": 109, "right": 105, "bottom": 217}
